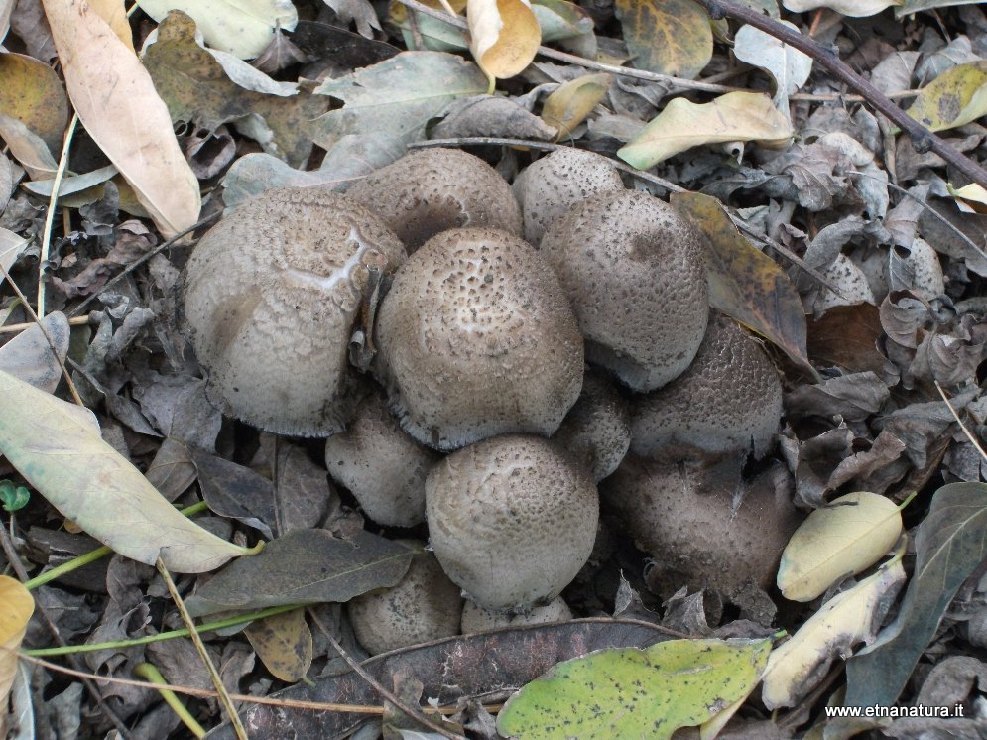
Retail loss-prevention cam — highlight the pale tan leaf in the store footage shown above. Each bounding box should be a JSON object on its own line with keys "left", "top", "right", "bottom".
{"left": 0, "top": 226, "right": 30, "bottom": 274}
{"left": 782, "top": 0, "right": 901, "bottom": 16}
{"left": 948, "top": 183, "right": 987, "bottom": 214}
{"left": 467, "top": 0, "right": 541, "bottom": 81}
{"left": 0, "top": 114, "right": 58, "bottom": 180}
{"left": 0, "top": 575, "right": 34, "bottom": 705}
{"left": 617, "top": 91, "right": 794, "bottom": 169}
{"left": 41, "top": 0, "right": 200, "bottom": 239}
{"left": 0, "top": 368, "right": 258, "bottom": 572}
{"left": 87, "top": 0, "right": 132, "bottom": 50}
{"left": 777, "top": 492, "right": 903, "bottom": 602}
{"left": 542, "top": 73, "right": 611, "bottom": 140}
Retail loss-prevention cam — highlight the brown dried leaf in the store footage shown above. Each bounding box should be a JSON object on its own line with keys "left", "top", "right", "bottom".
{"left": 468, "top": 0, "right": 541, "bottom": 82}
{"left": 806, "top": 304, "right": 887, "bottom": 375}
{"left": 244, "top": 607, "right": 313, "bottom": 682}
{"left": 0, "top": 52, "right": 68, "bottom": 152}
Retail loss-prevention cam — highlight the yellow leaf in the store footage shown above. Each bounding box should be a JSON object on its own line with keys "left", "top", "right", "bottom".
{"left": 41, "top": 0, "right": 200, "bottom": 239}
{"left": 542, "top": 72, "right": 611, "bottom": 140}
{"left": 467, "top": 0, "right": 541, "bottom": 81}
{"left": 0, "top": 576, "right": 34, "bottom": 705}
{"left": 948, "top": 182, "right": 987, "bottom": 214}
{"left": 87, "top": 0, "right": 133, "bottom": 51}
{"left": 618, "top": 91, "right": 794, "bottom": 169}
{"left": 0, "top": 368, "right": 257, "bottom": 572}
{"left": 614, "top": 0, "right": 711, "bottom": 79}
{"left": 777, "top": 492, "right": 903, "bottom": 603}
{"left": 0, "top": 52, "right": 69, "bottom": 152}
{"left": 244, "top": 607, "right": 313, "bottom": 681}
{"left": 906, "top": 61, "right": 987, "bottom": 133}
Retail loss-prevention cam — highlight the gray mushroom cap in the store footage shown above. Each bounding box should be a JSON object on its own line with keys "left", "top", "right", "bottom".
{"left": 345, "top": 147, "right": 523, "bottom": 253}
{"left": 461, "top": 596, "right": 572, "bottom": 633}
{"left": 348, "top": 542, "right": 462, "bottom": 655}
{"left": 324, "top": 389, "right": 442, "bottom": 528}
{"left": 630, "top": 312, "right": 784, "bottom": 461}
{"left": 426, "top": 434, "right": 599, "bottom": 611}
{"left": 183, "top": 188, "right": 406, "bottom": 435}
{"left": 373, "top": 227, "right": 584, "bottom": 451}
{"left": 539, "top": 190, "right": 709, "bottom": 392}
{"left": 512, "top": 147, "right": 624, "bottom": 246}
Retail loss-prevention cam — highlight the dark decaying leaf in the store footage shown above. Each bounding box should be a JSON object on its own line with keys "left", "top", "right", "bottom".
{"left": 431, "top": 95, "right": 556, "bottom": 140}
{"left": 184, "top": 529, "right": 414, "bottom": 617}
{"left": 288, "top": 20, "right": 399, "bottom": 70}
{"left": 845, "top": 483, "right": 987, "bottom": 708}
{"left": 784, "top": 371, "right": 890, "bottom": 423}
{"left": 205, "top": 619, "right": 674, "bottom": 739}
{"left": 192, "top": 449, "right": 277, "bottom": 539}
{"left": 805, "top": 304, "right": 887, "bottom": 374}
{"left": 275, "top": 443, "right": 334, "bottom": 534}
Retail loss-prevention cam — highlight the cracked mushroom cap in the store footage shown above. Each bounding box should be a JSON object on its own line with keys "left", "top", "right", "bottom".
{"left": 426, "top": 434, "right": 599, "bottom": 611}
{"left": 345, "top": 148, "right": 523, "bottom": 252}
{"left": 324, "top": 389, "right": 442, "bottom": 528}
{"left": 373, "top": 227, "right": 584, "bottom": 451}
{"left": 630, "top": 312, "right": 784, "bottom": 461}
{"left": 539, "top": 190, "right": 709, "bottom": 392}
{"left": 601, "top": 456, "right": 802, "bottom": 599}
{"left": 512, "top": 147, "right": 624, "bottom": 246}
{"left": 183, "top": 189, "right": 406, "bottom": 435}
{"left": 348, "top": 542, "right": 463, "bottom": 655}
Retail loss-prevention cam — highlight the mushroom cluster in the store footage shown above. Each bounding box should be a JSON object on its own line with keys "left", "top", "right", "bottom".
{"left": 182, "top": 145, "right": 794, "bottom": 651}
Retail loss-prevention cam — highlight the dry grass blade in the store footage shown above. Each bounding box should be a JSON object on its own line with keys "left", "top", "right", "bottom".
{"left": 935, "top": 381, "right": 987, "bottom": 463}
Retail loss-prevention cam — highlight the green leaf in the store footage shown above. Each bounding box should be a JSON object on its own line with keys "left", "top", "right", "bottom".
{"left": 496, "top": 638, "right": 772, "bottom": 739}
{"left": 613, "top": 0, "right": 712, "bottom": 79}
{"left": 0, "top": 480, "right": 30, "bottom": 512}
{"left": 845, "top": 483, "right": 987, "bottom": 708}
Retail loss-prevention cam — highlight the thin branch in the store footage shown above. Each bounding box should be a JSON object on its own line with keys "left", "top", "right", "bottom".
{"left": 935, "top": 380, "right": 987, "bottom": 463}
{"left": 0, "top": 313, "right": 92, "bottom": 335}
{"left": 691, "top": 0, "right": 987, "bottom": 189}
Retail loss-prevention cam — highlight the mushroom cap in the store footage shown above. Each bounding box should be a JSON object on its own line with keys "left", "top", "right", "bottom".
{"left": 348, "top": 542, "right": 463, "bottom": 655}
{"left": 324, "top": 389, "right": 442, "bottom": 528}
{"left": 183, "top": 188, "right": 406, "bottom": 435}
{"left": 539, "top": 190, "right": 709, "bottom": 392}
{"left": 630, "top": 312, "right": 783, "bottom": 461}
{"left": 426, "top": 434, "right": 599, "bottom": 611}
{"left": 600, "top": 456, "right": 801, "bottom": 598}
{"left": 551, "top": 367, "right": 631, "bottom": 482}
{"left": 512, "top": 148, "right": 624, "bottom": 245}
{"left": 345, "top": 148, "right": 523, "bottom": 253}
{"left": 460, "top": 596, "right": 572, "bottom": 633}
{"left": 374, "top": 227, "right": 584, "bottom": 451}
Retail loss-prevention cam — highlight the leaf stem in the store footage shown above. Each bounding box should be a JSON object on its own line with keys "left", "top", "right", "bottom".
{"left": 133, "top": 662, "right": 207, "bottom": 738}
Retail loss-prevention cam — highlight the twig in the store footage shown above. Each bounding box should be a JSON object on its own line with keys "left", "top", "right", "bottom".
{"left": 0, "top": 313, "right": 92, "bottom": 335}
{"left": 38, "top": 113, "right": 79, "bottom": 317}
{"left": 935, "top": 380, "right": 987, "bottom": 463}
{"left": 690, "top": 0, "right": 987, "bottom": 189}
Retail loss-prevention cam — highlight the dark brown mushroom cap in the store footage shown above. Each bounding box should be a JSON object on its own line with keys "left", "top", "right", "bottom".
{"left": 324, "top": 389, "right": 442, "bottom": 528}
{"left": 539, "top": 190, "right": 709, "bottom": 392}
{"left": 512, "top": 147, "right": 624, "bottom": 246}
{"left": 600, "top": 455, "right": 801, "bottom": 598}
{"left": 630, "top": 312, "right": 783, "bottom": 461}
{"left": 183, "top": 188, "right": 406, "bottom": 435}
{"left": 345, "top": 148, "right": 523, "bottom": 253}
{"left": 426, "top": 434, "right": 599, "bottom": 610}
{"left": 348, "top": 542, "right": 462, "bottom": 655}
{"left": 373, "top": 227, "right": 584, "bottom": 451}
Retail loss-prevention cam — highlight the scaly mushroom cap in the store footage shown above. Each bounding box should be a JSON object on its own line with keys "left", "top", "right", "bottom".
{"left": 601, "top": 456, "right": 801, "bottom": 598}
{"left": 346, "top": 148, "right": 523, "bottom": 253}
{"left": 460, "top": 596, "right": 572, "bottom": 633}
{"left": 426, "top": 434, "right": 599, "bottom": 611}
{"left": 630, "top": 313, "right": 783, "bottom": 461}
{"left": 183, "top": 188, "right": 406, "bottom": 435}
{"left": 324, "top": 389, "right": 442, "bottom": 528}
{"left": 348, "top": 543, "right": 462, "bottom": 655}
{"left": 374, "top": 227, "right": 584, "bottom": 451}
{"left": 539, "top": 190, "right": 709, "bottom": 392}
{"left": 512, "top": 148, "right": 624, "bottom": 245}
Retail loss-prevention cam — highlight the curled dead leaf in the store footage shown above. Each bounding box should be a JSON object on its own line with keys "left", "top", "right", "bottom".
{"left": 542, "top": 73, "right": 611, "bottom": 140}
{"left": 467, "top": 0, "right": 541, "bottom": 84}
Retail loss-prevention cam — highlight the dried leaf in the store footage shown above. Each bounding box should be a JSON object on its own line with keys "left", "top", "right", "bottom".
{"left": 671, "top": 191, "right": 810, "bottom": 371}
{"left": 777, "top": 492, "right": 903, "bottom": 602}
{"left": 845, "top": 483, "right": 987, "bottom": 708}
{"left": 897, "top": 0, "right": 984, "bottom": 19}
{"left": 0, "top": 113, "right": 58, "bottom": 180}
{"left": 0, "top": 311, "right": 69, "bottom": 392}
{"left": 618, "top": 92, "right": 793, "bottom": 169}
{"left": 192, "top": 449, "right": 276, "bottom": 539}
{"left": 0, "top": 576, "right": 33, "bottom": 705}
{"left": 0, "top": 52, "right": 68, "bottom": 152}
{"left": 542, "top": 73, "right": 611, "bottom": 140}
{"left": 432, "top": 94, "right": 557, "bottom": 140}
{"left": 806, "top": 304, "right": 886, "bottom": 374}
{"left": 321, "top": 0, "right": 380, "bottom": 38}
{"left": 0, "top": 227, "right": 30, "bottom": 274}
{"left": 138, "top": 0, "right": 298, "bottom": 59}
{"left": 244, "top": 607, "right": 313, "bottom": 682}
{"left": 87, "top": 0, "right": 132, "bottom": 50}
{"left": 467, "top": 0, "right": 541, "bottom": 81}
{"left": 784, "top": 371, "right": 890, "bottom": 423}
{"left": 41, "top": 0, "right": 200, "bottom": 239}
{"left": 948, "top": 182, "right": 987, "bottom": 214}
{"left": 497, "top": 638, "right": 771, "bottom": 739}
{"left": 905, "top": 60, "right": 987, "bottom": 132}
{"left": 782, "top": 0, "right": 901, "bottom": 16}
{"left": 0, "top": 368, "right": 255, "bottom": 572}
{"left": 733, "top": 21, "right": 811, "bottom": 113}
{"left": 761, "top": 547, "right": 906, "bottom": 709}
{"left": 614, "top": 0, "right": 711, "bottom": 79}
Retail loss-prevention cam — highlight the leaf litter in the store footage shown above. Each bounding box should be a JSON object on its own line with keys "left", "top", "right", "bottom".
{"left": 1, "top": 0, "right": 987, "bottom": 737}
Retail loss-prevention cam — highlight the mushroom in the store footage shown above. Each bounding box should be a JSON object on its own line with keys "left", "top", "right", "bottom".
{"left": 373, "top": 227, "right": 584, "bottom": 451}
{"left": 512, "top": 147, "right": 624, "bottom": 246}
{"left": 345, "top": 148, "right": 523, "bottom": 253}
{"left": 539, "top": 190, "right": 709, "bottom": 392}
{"left": 426, "top": 434, "right": 598, "bottom": 611}
{"left": 183, "top": 188, "right": 406, "bottom": 435}
{"left": 461, "top": 596, "right": 572, "bottom": 633}
{"left": 324, "top": 388, "right": 442, "bottom": 528}
{"left": 600, "top": 455, "right": 801, "bottom": 599}
{"left": 630, "top": 312, "right": 784, "bottom": 461}
{"left": 551, "top": 367, "right": 631, "bottom": 482}
{"left": 348, "top": 542, "right": 463, "bottom": 655}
